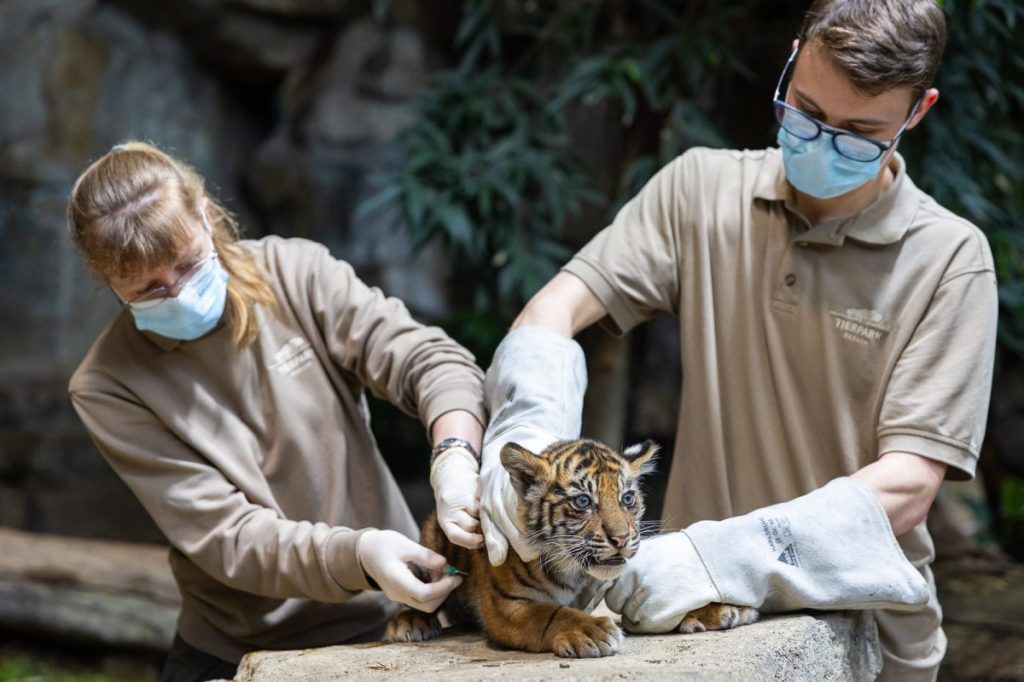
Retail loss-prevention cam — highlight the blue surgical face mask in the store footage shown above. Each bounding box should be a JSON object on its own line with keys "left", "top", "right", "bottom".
{"left": 771, "top": 49, "right": 920, "bottom": 200}
{"left": 128, "top": 254, "right": 229, "bottom": 340}
{"left": 776, "top": 127, "right": 885, "bottom": 199}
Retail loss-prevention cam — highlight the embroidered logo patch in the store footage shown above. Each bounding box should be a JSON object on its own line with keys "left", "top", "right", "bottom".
{"left": 828, "top": 308, "right": 889, "bottom": 347}
{"left": 269, "top": 336, "right": 315, "bottom": 377}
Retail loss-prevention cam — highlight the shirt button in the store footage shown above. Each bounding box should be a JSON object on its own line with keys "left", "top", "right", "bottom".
{"left": 784, "top": 273, "right": 797, "bottom": 286}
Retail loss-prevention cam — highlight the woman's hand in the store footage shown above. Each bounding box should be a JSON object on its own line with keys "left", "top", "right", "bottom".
{"left": 356, "top": 529, "right": 461, "bottom": 612}
{"left": 430, "top": 447, "right": 484, "bottom": 549}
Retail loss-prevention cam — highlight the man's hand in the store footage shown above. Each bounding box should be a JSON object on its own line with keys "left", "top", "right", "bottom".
{"left": 356, "top": 529, "right": 461, "bottom": 613}
{"left": 479, "top": 450, "right": 540, "bottom": 565}
{"left": 430, "top": 447, "right": 484, "bottom": 549}
{"left": 605, "top": 532, "right": 720, "bottom": 632}
{"left": 478, "top": 326, "right": 588, "bottom": 566}
{"left": 475, "top": 274, "right": 604, "bottom": 564}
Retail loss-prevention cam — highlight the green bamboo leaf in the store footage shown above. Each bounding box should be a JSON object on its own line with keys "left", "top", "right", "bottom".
{"left": 355, "top": 183, "right": 401, "bottom": 220}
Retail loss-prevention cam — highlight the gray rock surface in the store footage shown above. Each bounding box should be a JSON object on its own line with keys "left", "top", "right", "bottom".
{"left": 247, "top": 18, "right": 449, "bottom": 318}
{"left": 0, "top": 0, "right": 257, "bottom": 376}
{"left": 0, "top": 0, "right": 443, "bottom": 542}
{"left": 0, "top": 1, "right": 255, "bottom": 541}
{"left": 234, "top": 610, "right": 882, "bottom": 682}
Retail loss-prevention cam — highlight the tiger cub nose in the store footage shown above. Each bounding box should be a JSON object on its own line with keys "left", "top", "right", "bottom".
{"left": 608, "top": 532, "right": 629, "bottom": 548}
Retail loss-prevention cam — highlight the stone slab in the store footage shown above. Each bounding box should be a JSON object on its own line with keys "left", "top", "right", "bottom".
{"left": 234, "top": 609, "right": 881, "bottom": 682}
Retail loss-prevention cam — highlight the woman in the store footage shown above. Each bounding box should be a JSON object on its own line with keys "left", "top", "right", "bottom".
{"left": 67, "top": 142, "right": 486, "bottom": 681}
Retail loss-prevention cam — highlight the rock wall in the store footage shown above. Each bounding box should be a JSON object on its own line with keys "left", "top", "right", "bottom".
{"left": 0, "top": 0, "right": 445, "bottom": 541}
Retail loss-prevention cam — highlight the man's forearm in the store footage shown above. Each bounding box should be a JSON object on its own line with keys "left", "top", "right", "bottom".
{"left": 851, "top": 451, "right": 947, "bottom": 536}
{"left": 512, "top": 272, "right": 607, "bottom": 336}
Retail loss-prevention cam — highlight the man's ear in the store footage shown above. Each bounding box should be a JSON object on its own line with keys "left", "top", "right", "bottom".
{"left": 500, "top": 442, "right": 551, "bottom": 499}
{"left": 621, "top": 439, "right": 659, "bottom": 478}
{"left": 906, "top": 88, "right": 939, "bottom": 131}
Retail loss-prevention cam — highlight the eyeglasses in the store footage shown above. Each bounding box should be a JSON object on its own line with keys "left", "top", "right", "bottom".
{"left": 772, "top": 49, "right": 920, "bottom": 163}
{"left": 120, "top": 245, "right": 219, "bottom": 309}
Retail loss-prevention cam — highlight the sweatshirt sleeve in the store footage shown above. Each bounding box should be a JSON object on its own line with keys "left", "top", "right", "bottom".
{"left": 304, "top": 243, "right": 486, "bottom": 432}
{"left": 70, "top": 384, "right": 375, "bottom": 600}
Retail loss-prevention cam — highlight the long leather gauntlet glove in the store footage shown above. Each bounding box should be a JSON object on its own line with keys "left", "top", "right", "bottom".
{"left": 478, "top": 326, "right": 587, "bottom": 565}
{"left": 606, "top": 477, "right": 930, "bottom": 632}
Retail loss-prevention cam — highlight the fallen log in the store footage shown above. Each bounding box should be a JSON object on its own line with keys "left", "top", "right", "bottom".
{"left": 0, "top": 527, "right": 179, "bottom": 651}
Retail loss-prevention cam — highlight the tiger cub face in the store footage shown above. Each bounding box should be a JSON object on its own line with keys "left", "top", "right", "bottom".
{"left": 500, "top": 438, "right": 658, "bottom": 581}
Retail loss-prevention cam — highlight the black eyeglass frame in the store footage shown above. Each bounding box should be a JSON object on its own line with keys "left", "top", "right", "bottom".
{"left": 772, "top": 49, "right": 922, "bottom": 163}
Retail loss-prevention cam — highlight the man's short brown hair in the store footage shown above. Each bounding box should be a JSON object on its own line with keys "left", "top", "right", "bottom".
{"left": 798, "top": 0, "right": 947, "bottom": 99}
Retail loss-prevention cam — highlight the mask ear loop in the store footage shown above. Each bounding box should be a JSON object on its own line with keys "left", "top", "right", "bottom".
{"left": 109, "top": 284, "right": 130, "bottom": 308}
{"left": 199, "top": 204, "right": 219, "bottom": 260}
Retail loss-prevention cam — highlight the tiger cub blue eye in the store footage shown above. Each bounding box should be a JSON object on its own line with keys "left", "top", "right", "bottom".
{"left": 621, "top": 491, "right": 636, "bottom": 506}
{"left": 570, "top": 494, "right": 592, "bottom": 511}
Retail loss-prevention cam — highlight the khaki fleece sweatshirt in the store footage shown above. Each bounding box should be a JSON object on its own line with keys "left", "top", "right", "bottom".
{"left": 69, "top": 236, "right": 486, "bottom": 662}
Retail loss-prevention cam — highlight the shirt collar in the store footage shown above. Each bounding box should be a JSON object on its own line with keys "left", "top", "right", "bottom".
{"left": 754, "top": 148, "right": 921, "bottom": 246}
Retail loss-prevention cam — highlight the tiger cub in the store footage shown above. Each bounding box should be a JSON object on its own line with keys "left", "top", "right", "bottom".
{"left": 388, "top": 438, "right": 754, "bottom": 657}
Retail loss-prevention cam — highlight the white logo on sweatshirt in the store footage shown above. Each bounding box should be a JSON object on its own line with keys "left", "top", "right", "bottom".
{"left": 270, "top": 336, "right": 315, "bottom": 377}
{"left": 828, "top": 308, "right": 889, "bottom": 347}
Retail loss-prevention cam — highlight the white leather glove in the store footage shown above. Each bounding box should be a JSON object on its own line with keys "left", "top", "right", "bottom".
{"left": 606, "top": 477, "right": 931, "bottom": 633}
{"left": 429, "top": 447, "right": 484, "bottom": 549}
{"left": 479, "top": 326, "right": 587, "bottom": 566}
{"left": 356, "top": 529, "right": 462, "bottom": 613}
{"left": 603, "top": 531, "right": 726, "bottom": 633}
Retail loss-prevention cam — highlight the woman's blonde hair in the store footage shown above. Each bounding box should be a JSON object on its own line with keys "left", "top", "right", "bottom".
{"left": 67, "top": 141, "right": 276, "bottom": 347}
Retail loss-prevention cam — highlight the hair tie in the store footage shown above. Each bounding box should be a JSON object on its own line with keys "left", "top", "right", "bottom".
{"left": 110, "top": 144, "right": 128, "bottom": 153}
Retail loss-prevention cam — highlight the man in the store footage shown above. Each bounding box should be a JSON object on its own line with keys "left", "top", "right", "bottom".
{"left": 477, "top": 1, "right": 997, "bottom": 679}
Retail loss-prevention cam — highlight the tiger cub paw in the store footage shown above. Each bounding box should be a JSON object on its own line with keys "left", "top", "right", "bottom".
{"left": 551, "top": 615, "right": 624, "bottom": 658}
{"left": 678, "top": 603, "right": 759, "bottom": 634}
{"left": 386, "top": 608, "right": 442, "bottom": 642}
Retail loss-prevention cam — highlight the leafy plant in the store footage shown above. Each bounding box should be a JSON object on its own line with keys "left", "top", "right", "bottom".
{"left": 901, "top": 0, "right": 1024, "bottom": 360}
{"left": 366, "top": 0, "right": 1023, "bottom": 363}
{"left": 362, "top": 0, "right": 1024, "bottom": 556}
{"left": 999, "top": 476, "right": 1024, "bottom": 558}
{"left": 362, "top": 0, "right": 753, "bottom": 357}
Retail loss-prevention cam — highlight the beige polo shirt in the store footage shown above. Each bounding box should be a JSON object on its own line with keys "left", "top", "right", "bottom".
{"left": 564, "top": 147, "right": 997, "bottom": 546}
{"left": 69, "top": 236, "right": 485, "bottom": 662}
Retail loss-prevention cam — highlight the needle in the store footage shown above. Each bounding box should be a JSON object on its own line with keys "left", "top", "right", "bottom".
{"left": 443, "top": 564, "right": 469, "bottom": 577}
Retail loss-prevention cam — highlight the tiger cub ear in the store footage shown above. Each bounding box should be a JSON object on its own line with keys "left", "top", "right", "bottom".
{"left": 500, "top": 442, "right": 552, "bottom": 499}
{"left": 621, "top": 439, "right": 659, "bottom": 477}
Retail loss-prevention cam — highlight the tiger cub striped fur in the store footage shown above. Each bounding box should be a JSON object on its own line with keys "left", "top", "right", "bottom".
{"left": 387, "top": 438, "right": 657, "bottom": 657}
